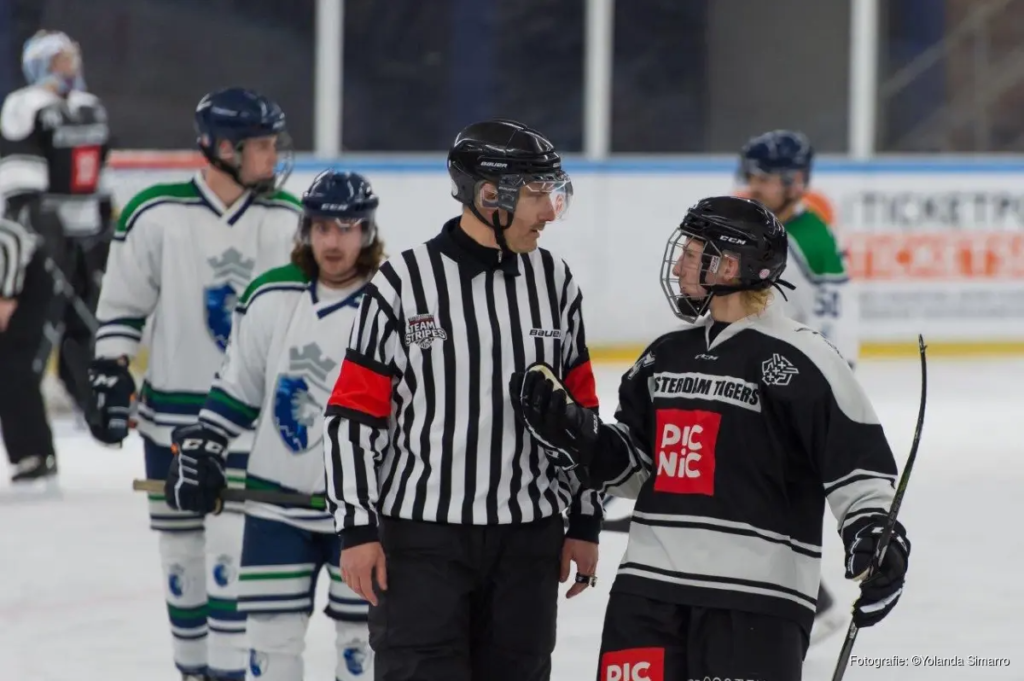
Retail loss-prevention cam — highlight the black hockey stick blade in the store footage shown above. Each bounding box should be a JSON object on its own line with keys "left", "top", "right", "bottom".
{"left": 132, "top": 478, "right": 328, "bottom": 511}
{"left": 831, "top": 334, "right": 927, "bottom": 681}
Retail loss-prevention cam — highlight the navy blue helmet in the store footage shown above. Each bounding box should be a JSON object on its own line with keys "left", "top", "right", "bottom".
{"left": 300, "top": 171, "right": 379, "bottom": 247}
{"left": 194, "top": 87, "right": 293, "bottom": 195}
{"left": 738, "top": 130, "right": 814, "bottom": 185}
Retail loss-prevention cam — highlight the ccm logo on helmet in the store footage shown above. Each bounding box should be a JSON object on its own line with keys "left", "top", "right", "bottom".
{"left": 600, "top": 648, "right": 664, "bottom": 681}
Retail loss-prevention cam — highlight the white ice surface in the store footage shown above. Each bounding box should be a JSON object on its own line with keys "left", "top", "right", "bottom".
{"left": 1, "top": 358, "right": 1020, "bottom": 680}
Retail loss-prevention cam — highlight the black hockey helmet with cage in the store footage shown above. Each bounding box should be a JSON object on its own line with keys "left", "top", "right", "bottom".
{"left": 661, "top": 196, "right": 793, "bottom": 323}
{"left": 447, "top": 119, "right": 572, "bottom": 252}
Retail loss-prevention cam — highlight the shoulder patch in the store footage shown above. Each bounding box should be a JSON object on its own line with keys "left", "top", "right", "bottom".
{"left": 117, "top": 182, "right": 203, "bottom": 236}
{"left": 238, "top": 262, "right": 309, "bottom": 310}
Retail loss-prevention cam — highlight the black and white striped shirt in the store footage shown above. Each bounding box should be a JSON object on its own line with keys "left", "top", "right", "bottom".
{"left": 0, "top": 218, "right": 37, "bottom": 298}
{"left": 323, "top": 218, "right": 603, "bottom": 547}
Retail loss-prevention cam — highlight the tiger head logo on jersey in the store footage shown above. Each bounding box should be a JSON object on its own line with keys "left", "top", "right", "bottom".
{"left": 273, "top": 343, "right": 337, "bottom": 453}
{"left": 205, "top": 248, "right": 256, "bottom": 350}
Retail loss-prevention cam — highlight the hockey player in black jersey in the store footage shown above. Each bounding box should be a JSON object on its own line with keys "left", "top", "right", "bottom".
{"left": 0, "top": 31, "right": 114, "bottom": 484}
{"left": 510, "top": 196, "right": 911, "bottom": 680}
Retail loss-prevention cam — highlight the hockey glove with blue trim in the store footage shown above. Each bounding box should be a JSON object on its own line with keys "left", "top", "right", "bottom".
{"left": 166, "top": 423, "right": 228, "bottom": 514}
{"left": 844, "top": 518, "right": 911, "bottom": 627}
{"left": 509, "top": 362, "right": 600, "bottom": 472}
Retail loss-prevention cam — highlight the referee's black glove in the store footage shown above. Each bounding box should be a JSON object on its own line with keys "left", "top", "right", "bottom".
{"left": 509, "top": 362, "right": 601, "bottom": 472}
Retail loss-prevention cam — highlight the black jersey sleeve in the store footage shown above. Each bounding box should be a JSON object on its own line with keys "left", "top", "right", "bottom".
{"left": 776, "top": 334, "right": 899, "bottom": 549}
{"left": 587, "top": 341, "right": 660, "bottom": 498}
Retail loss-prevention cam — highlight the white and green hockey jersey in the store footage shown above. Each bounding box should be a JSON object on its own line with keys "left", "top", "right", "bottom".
{"left": 199, "top": 263, "right": 368, "bottom": 533}
{"left": 780, "top": 207, "right": 859, "bottom": 364}
{"left": 93, "top": 172, "right": 301, "bottom": 449}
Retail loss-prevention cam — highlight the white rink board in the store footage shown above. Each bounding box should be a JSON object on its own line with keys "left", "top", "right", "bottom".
{"left": 106, "top": 156, "right": 1024, "bottom": 348}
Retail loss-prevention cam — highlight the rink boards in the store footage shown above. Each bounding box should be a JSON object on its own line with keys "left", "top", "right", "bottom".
{"left": 98, "top": 153, "right": 1024, "bottom": 360}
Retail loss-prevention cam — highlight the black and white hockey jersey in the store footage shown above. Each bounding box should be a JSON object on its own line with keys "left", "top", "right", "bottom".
{"left": 588, "top": 302, "right": 898, "bottom": 634}
{"left": 0, "top": 85, "right": 111, "bottom": 236}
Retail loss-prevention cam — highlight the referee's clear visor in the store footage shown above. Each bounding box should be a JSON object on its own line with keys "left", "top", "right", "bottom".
{"left": 518, "top": 172, "right": 573, "bottom": 221}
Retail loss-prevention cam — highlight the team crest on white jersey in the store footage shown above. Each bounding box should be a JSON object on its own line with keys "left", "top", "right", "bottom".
{"left": 273, "top": 343, "right": 337, "bottom": 453}
{"left": 205, "top": 248, "right": 256, "bottom": 350}
{"left": 761, "top": 353, "right": 800, "bottom": 386}
{"left": 405, "top": 313, "right": 447, "bottom": 349}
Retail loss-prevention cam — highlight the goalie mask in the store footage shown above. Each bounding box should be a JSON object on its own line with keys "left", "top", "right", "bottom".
{"left": 22, "top": 31, "right": 85, "bottom": 94}
{"left": 661, "top": 196, "right": 792, "bottom": 323}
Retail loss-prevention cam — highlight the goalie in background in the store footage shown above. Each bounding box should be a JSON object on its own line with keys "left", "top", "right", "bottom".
{"left": 0, "top": 30, "right": 115, "bottom": 485}
{"left": 510, "top": 196, "right": 910, "bottom": 680}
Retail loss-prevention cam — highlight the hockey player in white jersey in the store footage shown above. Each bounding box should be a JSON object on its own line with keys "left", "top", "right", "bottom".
{"left": 739, "top": 129, "right": 856, "bottom": 645}
{"left": 164, "top": 170, "right": 383, "bottom": 680}
{"left": 86, "top": 88, "right": 301, "bottom": 681}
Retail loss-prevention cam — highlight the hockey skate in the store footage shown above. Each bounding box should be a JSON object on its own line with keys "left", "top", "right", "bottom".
{"left": 0, "top": 454, "right": 61, "bottom": 502}
{"left": 810, "top": 583, "right": 847, "bottom": 645}
{"left": 10, "top": 454, "right": 57, "bottom": 483}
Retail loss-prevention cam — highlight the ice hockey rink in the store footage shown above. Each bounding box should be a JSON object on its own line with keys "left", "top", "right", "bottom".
{"left": 1, "top": 357, "right": 1020, "bottom": 681}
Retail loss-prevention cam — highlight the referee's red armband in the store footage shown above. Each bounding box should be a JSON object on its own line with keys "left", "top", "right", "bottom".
{"left": 565, "top": 359, "right": 599, "bottom": 409}
{"left": 328, "top": 355, "right": 392, "bottom": 420}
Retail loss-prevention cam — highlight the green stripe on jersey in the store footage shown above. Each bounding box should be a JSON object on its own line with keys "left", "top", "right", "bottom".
{"left": 117, "top": 182, "right": 201, "bottom": 235}
{"left": 209, "top": 387, "right": 261, "bottom": 423}
{"left": 256, "top": 189, "right": 301, "bottom": 210}
{"left": 785, "top": 210, "right": 847, "bottom": 279}
{"left": 238, "top": 262, "right": 310, "bottom": 307}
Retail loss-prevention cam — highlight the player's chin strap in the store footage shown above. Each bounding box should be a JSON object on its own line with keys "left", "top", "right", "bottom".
{"left": 201, "top": 144, "right": 278, "bottom": 197}
{"left": 772, "top": 278, "right": 795, "bottom": 301}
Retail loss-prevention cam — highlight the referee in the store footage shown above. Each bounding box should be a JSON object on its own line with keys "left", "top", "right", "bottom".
{"left": 0, "top": 217, "right": 57, "bottom": 483}
{"left": 323, "top": 118, "right": 603, "bottom": 681}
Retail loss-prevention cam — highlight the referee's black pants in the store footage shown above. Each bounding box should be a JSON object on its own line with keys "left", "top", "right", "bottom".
{"left": 0, "top": 250, "right": 56, "bottom": 465}
{"left": 369, "top": 514, "right": 564, "bottom": 681}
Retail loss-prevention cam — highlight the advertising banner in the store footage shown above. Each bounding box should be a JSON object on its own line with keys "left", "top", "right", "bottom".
{"left": 104, "top": 154, "right": 1024, "bottom": 355}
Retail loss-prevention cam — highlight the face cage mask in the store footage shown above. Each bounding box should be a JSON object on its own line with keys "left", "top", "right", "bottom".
{"left": 660, "top": 227, "right": 752, "bottom": 324}
{"left": 300, "top": 215, "right": 377, "bottom": 249}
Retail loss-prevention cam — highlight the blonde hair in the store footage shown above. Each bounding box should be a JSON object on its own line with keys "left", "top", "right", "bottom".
{"left": 740, "top": 287, "right": 773, "bottom": 315}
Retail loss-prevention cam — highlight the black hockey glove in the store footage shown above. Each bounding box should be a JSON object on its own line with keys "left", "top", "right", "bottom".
{"left": 844, "top": 518, "right": 911, "bottom": 628}
{"left": 166, "top": 423, "right": 228, "bottom": 515}
{"left": 509, "top": 362, "right": 601, "bottom": 472}
{"left": 86, "top": 357, "right": 136, "bottom": 445}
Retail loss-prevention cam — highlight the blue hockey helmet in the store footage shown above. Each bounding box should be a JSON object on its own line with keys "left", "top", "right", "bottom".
{"left": 738, "top": 130, "right": 814, "bottom": 185}
{"left": 194, "top": 87, "right": 293, "bottom": 195}
{"left": 300, "top": 170, "right": 379, "bottom": 247}
{"left": 21, "top": 30, "right": 85, "bottom": 94}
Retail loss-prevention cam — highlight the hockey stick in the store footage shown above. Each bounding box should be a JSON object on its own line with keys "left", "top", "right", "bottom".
{"left": 831, "top": 334, "right": 928, "bottom": 681}
{"left": 132, "top": 478, "right": 328, "bottom": 511}
{"left": 41, "top": 253, "right": 99, "bottom": 335}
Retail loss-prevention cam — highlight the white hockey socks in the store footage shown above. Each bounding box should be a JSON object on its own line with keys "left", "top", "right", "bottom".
{"left": 159, "top": 531, "right": 208, "bottom": 675}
